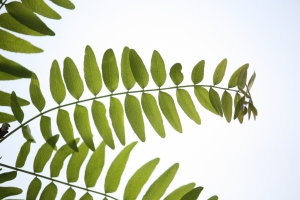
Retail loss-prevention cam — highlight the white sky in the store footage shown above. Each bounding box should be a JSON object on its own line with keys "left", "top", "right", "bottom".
{"left": 1, "top": 0, "right": 300, "bottom": 199}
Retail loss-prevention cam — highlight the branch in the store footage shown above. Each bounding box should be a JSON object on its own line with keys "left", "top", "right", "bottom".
{"left": 0, "top": 0, "right": 8, "bottom": 10}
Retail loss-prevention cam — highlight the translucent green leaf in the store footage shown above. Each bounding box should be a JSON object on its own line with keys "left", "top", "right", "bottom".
{"left": 67, "top": 142, "right": 89, "bottom": 183}
{"left": 15, "top": 141, "right": 31, "bottom": 168}
{"left": 249, "top": 102, "right": 258, "bottom": 120}
{"left": 121, "top": 46, "right": 135, "bottom": 90}
{"left": 79, "top": 192, "right": 93, "bottom": 200}
{"left": 234, "top": 96, "right": 245, "bottom": 119}
{"left": 57, "top": 109, "right": 78, "bottom": 152}
{"left": 234, "top": 92, "right": 242, "bottom": 107}
{"left": 170, "top": 63, "right": 184, "bottom": 85}
{"left": 194, "top": 86, "right": 218, "bottom": 115}
{"left": 5, "top": 2, "right": 55, "bottom": 36}
{"left": 209, "top": 88, "right": 223, "bottom": 117}
{"left": 0, "top": 112, "right": 16, "bottom": 123}
{"left": 40, "top": 182, "right": 57, "bottom": 200}
{"left": 208, "top": 195, "right": 218, "bottom": 200}
{"left": 50, "top": 60, "right": 66, "bottom": 104}
{"left": 164, "top": 183, "right": 196, "bottom": 200}
{"left": 143, "top": 163, "right": 179, "bottom": 200}
{"left": 0, "top": 187, "right": 22, "bottom": 199}
{"left": 213, "top": 58, "right": 227, "bottom": 85}
{"left": 109, "top": 97, "right": 125, "bottom": 145}
{"left": 40, "top": 116, "right": 52, "bottom": 142}
{"left": 124, "top": 158, "right": 160, "bottom": 200}
{"left": 228, "top": 64, "right": 249, "bottom": 88}
{"left": 21, "top": 0, "right": 61, "bottom": 19}
{"left": 158, "top": 91, "right": 182, "bottom": 133}
{"left": 33, "top": 134, "right": 59, "bottom": 173}
{"left": 85, "top": 141, "right": 106, "bottom": 187}
{"left": 0, "top": 54, "right": 33, "bottom": 80}
{"left": 63, "top": 57, "right": 84, "bottom": 100}
{"left": 0, "top": 90, "right": 29, "bottom": 107}
{"left": 141, "top": 93, "right": 165, "bottom": 138}
{"left": 238, "top": 66, "right": 248, "bottom": 90}
{"left": 176, "top": 89, "right": 201, "bottom": 124}
{"left": 125, "top": 94, "right": 145, "bottom": 142}
{"left": 10, "top": 91, "right": 24, "bottom": 123}
{"left": 221, "top": 91, "right": 232, "bottom": 123}
{"left": 51, "top": 0, "right": 75, "bottom": 9}
{"left": 0, "top": 29, "right": 42, "bottom": 53}
{"left": 248, "top": 71, "right": 256, "bottom": 91}
{"left": 61, "top": 187, "right": 76, "bottom": 200}
{"left": 26, "top": 177, "right": 42, "bottom": 200}
{"left": 129, "top": 49, "right": 149, "bottom": 88}
{"left": 91, "top": 101, "right": 114, "bottom": 149}
{"left": 74, "top": 105, "right": 95, "bottom": 151}
{"left": 191, "top": 60, "right": 205, "bottom": 84}
{"left": 151, "top": 50, "right": 166, "bottom": 87}
{"left": 105, "top": 141, "right": 137, "bottom": 193}
{"left": 0, "top": 171, "right": 17, "bottom": 184}
{"left": 102, "top": 49, "right": 119, "bottom": 92}
{"left": 30, "top": 73, "right": 45, "bottom": 112}
{"left": 238, "top": 107, "right": 245, "bottom": 124}
{"left": 22, "top": 125, "right": 35, "bottom": 143}
{"left": 181, "top": 186, "right": 203, "bottom": 200}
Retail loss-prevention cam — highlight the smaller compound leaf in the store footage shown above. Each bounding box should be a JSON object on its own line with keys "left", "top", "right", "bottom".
{"left": 228, "top": 64, "right": 249, "bottom": 88}
{"left": 213, "top": 58, "right": 227, "bottom": 85}
{"left": 0, "top": 187, "right": 22, "bottom": 199}
{"left": 180, "top": 186, "right": 203, "bottom": 200}
{"left": 143, "top": 163, "right": 179, "bottom": 200}
{"left": 40, "top": 116, "right": 52, "bottom": 142}
{"left": 121, "top": 46, "right": 136, "bottom": 90}
{"left": 79, "top": 192, "right": 93, "bottom": 200}
{"left": 191, "top": 60, "right": 205, "bottom": 84}
{"left": 158, "top": 91, "right": 182, "bottom": 133}
{"left": 61, "top": 187, "right": 76, "bottom": 200}
{"left": 102, "top": 48, "right": 119, "bottom": 92}
{"left": 0, "top": 112, "right": 16, "bottom": 123}
{"left": 194, "top": 86, "right": 218, "bottom": 115}
{"left": 170, "top": 63, "right": 184, "bottom": 85}
{"left": 22, "top": 125, "right": 35, "bottom": 143}
{"left": 208, "top": 195, "right": 218, "bottom": 200}
{"left": 85, "top": 141, "right": 106, "bottom": 188}
{"left": 248, "top": 71, "right": 256, "bottom": 91}
{"left": 0, "top": 54, "right": 33, "bottom": 79}
{"left": 209, "top": 88, "right": 223, "bottom": 117}
{"left": 105, "top": 141, "right": 137, "bottom": 193}
{"left": 84, "top": 45, "right": 102, "bottom": 96}
{"left": 164, "top": 183, "right": 196, "bottom": 200}
{"left": 67, "top": 142, "right": 89, "bottom": 183}
{"left": 124, "top": 158, "right": 160, "bottom": 200}
{"left": 234, "top": 96, "right": 245, "bottom": 119}
{"left": 0, "top": 171, "right": 17, "bottom": 184}
{"left": 15, "top": 141, "right": 31, "bottom": 168}
{"left": 221, "top": 91, "right": 233, "bottom": 123}
{"left": 63, "top": 57, "right": 84, "bottom": 100}
{"left": 10, "top": 91, "right": 24, "bottom": 123}
{"left": 40, "top": 182, "right": 57, "bottom": 200}
{"left": 0, "top": 90, "right": 29, "bottom": 107}
{"left": 50, "top": 60, "right": 66, "bottom": 104}
{"left": 30, "top": 73, "right": 46, "bottom": 112}
{"left": 129, "top": 49, "right": 149, "bottom": 88}
{"left": 26, "top": 177, "right": 42, "bottom": 200}
{"left": 151, "top": 50, "right": 166, "bottom": 87}
{"left": 21, "top": 0, "right": 61, "bottom": 19}
{"left": 237, "top": 66, "right": 248, "bottom": 90}
{"left": 109, "top": 97, "right": 125, "bottom": 145}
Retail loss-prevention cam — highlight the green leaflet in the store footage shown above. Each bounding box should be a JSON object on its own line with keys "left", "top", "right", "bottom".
{"left": 67, "top": 142, "right": 89, "bottom": 183}
{"left": 0, "top": 13, "right": 43, "bottom": 36}
{"left": 50, "top": 60, "right": 66, "bottom": 104}
{"left": 221, "top": 91, "right": 233, "bottom": 123}
{"left": 0, "top": 187, "right": 22, "bottom": 199}
{"left": 0, "top": 112, "right": 16, "bottom": 123}
{"left": 85, "top": 141, "right": 106, "bottom": 187}
{"left": 10, "top": 91, "right": 24, "bottom": 123}
{"left": 22, "top": 125, "right": 36, "bottom": 143}
{"left": 208, "top": 195, "right": 218, "bottom": 200}
{"left": 164, "top": 183, "right": 196, "bottom": 200}
{"left": 61, "top": 187, "right": 76, "bottom": 200}
{"left": 30, "top": 73, "right": 45, "bottom": 112}
{"left": 63, "top": 57, "right": 84, "bottom": 100}
{"left": 0, "top": 54, "right": 33, "bottom": 80}
{"left": 40, "top": 182, "right": 57, "bottom": 200}
{"left": 228, "top": 64, "right": 249, "bottom": 88}
{"left": 5, "top": 2, "right": 54, "bottom": 36}
{"left": 51, "top": 0, "right": 75, "bottom": 10}
{"left": 248, "top": 71, "right": 256, "bottom": 90}
{"left": 234, "top": 96, "right": 245, "bottom": 119}
{"left": 15, "top": 141, "right": 31, "bottom": 168}
{"left": 151, "top": 50, "right": 166, "bottom": 87}
{"left": 234, "top": 92, "right": 242, "bottom": 107}
{"left": 40, "top": 116, "right": 52, "bottom": 142}
{"left": 129, "top": 49, "right": 149, "bottom": 89}
{"left": 124, "top": 158, "right": 160, "bottom": 200}
{"left": 79, "top": 192, "right": 93, "bottom": 200}
{"left": 158, "top": 91, "right": 182, "bottom": 133}
{"left": 176, "top": 89, "right": 201, "bottom": 125}
{"left": 74, "top": 104, "right": 95, "bottom": 151}
{"left": 209, "top": 88, "right": 223, "bottom": 117}
{"left": 213, "top": 58, "right": 227, "bottom": 85}
{"left": 249, "top": 102, "right": 258, "bottom": 120}
{"left": 238, "top": 66, "right": 248, "bottom": 90}
{"left": 170, "top": 63, "right": 184, "bottom": 85}
{"left": 0, "top": 90, "right": 29, "bottom": 107}
{"left": 109, "top": 97, "right": 125, "bottom": 145}
{"left": 91, "top": 101, "right": 115, "bottom": 149}
{"left": 0, "top": 171, "right": 17, "bottom": 183}
{"left": 121, "top": 46, "right": 136, "bottom": 90}
{"left": 57, "top": 109, "right": 78, "bottom": 152}
{"left": 191, "top": 60, "right": 205, "bottom": 84}
{"left": 143, "top": 163, "right": 179, "bottom": 200}
{"left": 194, "top": 86, "right": 218, "bottom": 115}
{"left": 105, "top": 141, "right": 137, "bottom": 193}
{"left": 21, "top": 0, "right": 61, "bottom": 19}
{"left": 181, "top": 186, "right": 203, "bottom": 200}
{"left": 102, "top": 49, "right": 119, "bottom": 92}
{"left": 26, "top": 177, "right": 42, "bottom": 200}
{"left": 0, "top": 29, "right": 42, "bottom": 53}
{"left": 50, "top": 138, "right": 79, "bottom": 177}
{"left": 33, "top": 134, "right": 59, "bottom": 173}
{"left": 141, "top": 93, "right": 165, "bottom": 138}
{"left": 84, "top": 45, "right": 102, "bottom": 96}
{"left": 125, "top": 94, "right": 145, "bottom": 142}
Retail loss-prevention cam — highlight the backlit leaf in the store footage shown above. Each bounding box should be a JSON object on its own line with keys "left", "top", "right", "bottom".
{"left": 22, "top": 125, "right": 35, "bottom": 143}
{"left": 238, "top": 66, "right": 247, "bottom": 90}
{"left": 151, "top": 50, "right": 166, "bottom": 87}
{"left": 213, "top": 58, "right": 227, "bottom": 85}
{"left": 0, "top": 112, "right": 16, "bottom": 123}
{"left": 234, "top": 92, "right": 241, "bottom": 107}
{"left": 248, "top": 71, "right": 256, "bottom": 90}
{"left": 109, "top": 97, "right": 125, "bottom": 145}
{"left": 170, "top": 63, "right": 184, "bottom": 85}
{"left": 221, "top": 91, "right": 232, "bottom": 123}
{"left": 121, "top": 46, "right": 135, "bottom": 90}
{"left": 129, "top": 49, "right": 149, "bottom": 88}
{"left": 21, "top": 0, "right": 61, "bottom": 19}
{"left": 0, "top": 187, "right": 22, "bottom": 199}
{"left": 0, "top": 90, "right": 29, "bottom": 107}
{"left": 194, "top": 86, "right": 218, "bottom": 115}
{"left": 30, "top": 73, "right": 45, "bottom": 111}
{"left": 40, "top": 116, "right": 52, "bottom": 142}
{"left": 180, "top": 186, "right": 203, "bottom": 200}
{"left": 0, "top": 171, "right": 17, "bottom": 184}
{"left": 51, "top": 0, "right": 75, "bottom": 9}
{"left": 191, "top": 60, "right": 205, "bottom": 84}
{"left": 102, "top": 49, "right": 119, "bottom": 92}
{"left": 40, "top": 182, "right": 57, "bottom": 200}
{"left": 228, "top": 64, "right": 249, "bottom": 88}
{"left": 234, "top": 96, "right": 245, "bottom": 119}
{"left": 79, "top": 192, "right": 93, "bottom": 200}
{"left": 61, "top": 188, "right": 76, "bottom": 200}
{"left": 164, "top": 183, "right": 196, "bottom": 200}
{"left": 0, "top": 54, "right": 32, "bottom": 79}
{"left": 50, "top": 60, "right": 66, "bottom": 104}
{"left": 15, "top": 141, "right": 31, "bottom": 168}
{"left": 10, "top": 91, "right": 24, "bottom": 123}
{"left": 208, "top": 195, "right": 218, "bottom": 200}
{"left": 26, "top": 177, "right": 42, "bottom": 200}
{"left": 209, "top": 88, "right": 223, "bottom": 117}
